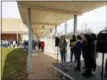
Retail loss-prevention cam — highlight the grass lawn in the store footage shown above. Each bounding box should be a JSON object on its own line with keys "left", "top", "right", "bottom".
{"left": 2, "top": 48, "right": 28, "bottom": 80}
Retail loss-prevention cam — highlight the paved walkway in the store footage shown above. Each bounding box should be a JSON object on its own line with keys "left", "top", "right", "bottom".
{"left": 28, "top": 51, "right": 61, "bottom": 80}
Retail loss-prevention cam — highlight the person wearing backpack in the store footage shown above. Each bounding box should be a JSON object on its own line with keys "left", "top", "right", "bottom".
{"left": 74, "top": 35, "right": 82, "bottom": 71}
{"left": 69, "top": 35, "right": 76, "bottom": 65}
{"left": 82, "top": 34, "right": 93, "bottom": 77}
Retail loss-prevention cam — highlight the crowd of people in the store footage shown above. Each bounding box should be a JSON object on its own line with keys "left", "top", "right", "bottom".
{"left": 1, "top": 39, "right": 46, "bottom": 52}
{"left": 1, "top": 40, "right": 18, "bottom": 48}
{"left": 57, "top": 33, "right": 107, "bottom": 78}
{"left": 23, "top": 39, "right": 45, "bottom": 52}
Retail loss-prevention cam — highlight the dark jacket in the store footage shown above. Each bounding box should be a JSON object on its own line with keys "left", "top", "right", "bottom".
{"left": 75, "top": 41, "right": 82, "bottom": 54}
{"left": 82, "top": 41, "right": 93, "bottom": 58}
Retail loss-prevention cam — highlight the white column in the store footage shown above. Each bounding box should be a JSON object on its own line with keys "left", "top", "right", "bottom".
{"left": 65, "top": 22, "right": 67, "bottom": 36}
{"left": 55, "top": 25, "right": 57, "bottom": 36}
{"left": 55, "top": 25, "right": 59, "bottom": 63}
{"left": 16, "top": 33, "right": 19, "bottom": 46}
{"left": 74, "top": 15, "right": 77, "bottom": 35}
{"left": 27, "top": 8, "right": 32, "bottom": 73}
{"left": 17, "top": 33, "right": 18, "bottom": 42}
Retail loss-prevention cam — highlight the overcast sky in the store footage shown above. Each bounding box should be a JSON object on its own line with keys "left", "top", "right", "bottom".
{"left": 1, "top": 2, "right": 107, "bottom": 34}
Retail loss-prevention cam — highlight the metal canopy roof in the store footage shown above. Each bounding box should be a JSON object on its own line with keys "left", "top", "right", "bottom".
{"left": 17, "top": 1, "right": 106, "bottom": 38}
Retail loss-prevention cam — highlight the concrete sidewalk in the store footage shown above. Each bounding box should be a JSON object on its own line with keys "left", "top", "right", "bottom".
{"left": 28, "top": 51, "right": 61, "bottom": 80}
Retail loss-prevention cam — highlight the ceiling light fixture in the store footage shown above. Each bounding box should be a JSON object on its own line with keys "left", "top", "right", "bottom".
{"left": 42, "top": 26, "right": 45, "bottom": 28}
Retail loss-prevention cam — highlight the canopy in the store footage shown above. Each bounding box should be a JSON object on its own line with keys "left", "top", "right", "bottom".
{"left": 17, "top": 1, "right": 106, "bottom": 37}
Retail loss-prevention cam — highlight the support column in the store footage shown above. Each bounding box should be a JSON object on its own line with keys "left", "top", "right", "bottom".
{"left": 55, "top": 25, "right": 58, "bottom": 63}
{"left": 84, "top": 23, "right": 87, "bottom": 33}
{"left": 64, "top": 22, "right": 67, "bottom": 62}
{"left": 55, "top": 25, "right": 57, "bottom": 36}
{"left": 65, "top": 22, "right": 67, "bottom": 36}
{"left": 74, "top": 15, "right": 77, "bottom": 35}
{"left": 16, "top": 33, "right": 18, "bottom": 42}
{"left": 27, "top": 8, "right": 32, "bottom": 73}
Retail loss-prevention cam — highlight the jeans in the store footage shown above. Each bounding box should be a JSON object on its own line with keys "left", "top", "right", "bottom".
{"left": 60, "top": 50, "right": 66, "bottom": 64}
{"left": 75, "top": 52, "right": 81, "bottom": 69}
{"left": 70, "top": 48, "right": 76, "bottom": 63}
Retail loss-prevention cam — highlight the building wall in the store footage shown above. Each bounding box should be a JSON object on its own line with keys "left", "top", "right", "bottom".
{"left": 21, "top": 34, "right": 28, "bottom": 41}
{"left": 1, "top": 33, "right": 21, "bottom": 41}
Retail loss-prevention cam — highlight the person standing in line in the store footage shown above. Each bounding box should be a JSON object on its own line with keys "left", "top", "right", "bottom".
{"left": 23, "top": 40, "right": 26, "bottom": 51}
{"left": 58, "top": 36, "right": 67, "bottom": 65}
{"left": 32, "top": 40, "right": 35, "bottom": 50}
{"left": 6, "top": 40, "right": 9, "bottom": 48}
{"left": 74, "top": 35, "right": 82, "bottom": 71}
{"left": 10, "top": 39, "right": 13, "bottom": 47}
{"left": 34, "top": 41, "right": 37, "bottom": 50}
{"left": 41, "top": 41, "right": 45, "bottom": 52}
{"left": 82, "top": 34, "right": 94, "bottom": 77}
{"left": 90, "top": 33, "right": 97, "bottom": 74}
{"left": 105, "top": 58, "right": 107, "bottom": 78}
{"left": 69, "top": 35, "right": 76, "bottom": 65}
{"left": 38, "top": 40, "right": 41, "bottom": 50}
{"left": 13, "top": 40, "right": 16, "bottom": 48}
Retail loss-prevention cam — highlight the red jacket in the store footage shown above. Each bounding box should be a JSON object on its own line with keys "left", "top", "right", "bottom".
{"left": 41, "top": 41, "right": 45, "bottom": 48}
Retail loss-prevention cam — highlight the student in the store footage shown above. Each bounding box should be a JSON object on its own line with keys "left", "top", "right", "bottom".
{"left": 24, "top": 40, "right": 28, "bottom": 51}
{"left": 69, "top": 35, "right": 76, "bottom": 65}
{"left": 55, "top": 36, "right": 60, "bottom": 47}
{"left": 34, "top": 41, "right": 37, "bottom": 50}
{"left": 105, "top": 58, "right": 107, "bottom": 78}
{"left": 38, "top": 40, "right": 41, "bottom": 50}
{"left": 13, "top": 40, "right": 16, "bottom": 48}
{"left": 41, "top": 41, "right": 45, "bottom": 52}
{"left": 58, "top": 36, "right": 67, "bottom": 65}
{"left": 91, "top": 33, "right": 97, "bottom": 74}
{"left": 33, "top": 40, "right": 36, "bottom": 50}
{"left": 75, "top": 36, "right": 82, "bottom": 71}
{"left": 82, "top": 34, "right": 93, "bottom": 77}
{"left": 23, "top": 40, "right": 26, "bottom": 51}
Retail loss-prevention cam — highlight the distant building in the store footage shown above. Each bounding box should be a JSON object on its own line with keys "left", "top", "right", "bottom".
{"left": 1, "top": 18, "right": 28, "bottom": 41}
